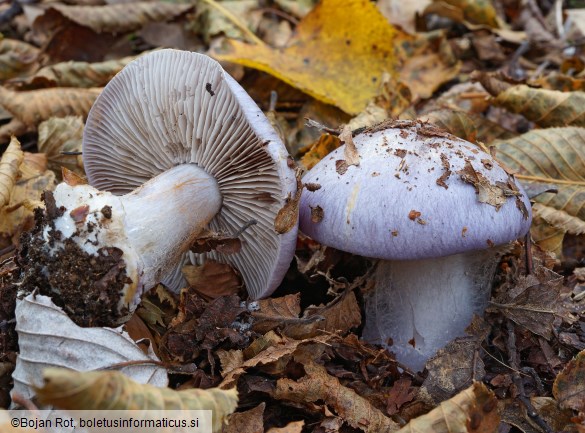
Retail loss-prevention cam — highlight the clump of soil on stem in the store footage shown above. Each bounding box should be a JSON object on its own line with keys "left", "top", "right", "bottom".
{"left": 17, "top": 192, "right": 130, "bottom": 327}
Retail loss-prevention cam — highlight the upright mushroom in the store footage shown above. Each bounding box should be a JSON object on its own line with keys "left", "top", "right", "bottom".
{"left": 299, "top": 121, "right": 531, "bottom": 370}
{"left": 19, "top": 49, "right": 297, "bottom": 326}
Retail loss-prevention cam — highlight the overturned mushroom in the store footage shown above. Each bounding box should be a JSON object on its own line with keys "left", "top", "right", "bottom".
{"left": 19, "top": 50, "right": 297, "bottom": 326}
{"left": 299, "top": 121, "right": 531, "bottom": 371}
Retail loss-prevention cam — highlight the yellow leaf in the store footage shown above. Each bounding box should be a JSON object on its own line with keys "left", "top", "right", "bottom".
{"left": 35, "top": 368, "right": 238, "bottom": 433}
{"left": 300, "top": 134, "right": 342, "bottom": 170}
{"left": 0, "top": 136, "right": 24, "bottom": 210}
{"left": 213, "top": 0, "right": 402, "bottom": 115}
{"left": 397, "top": 382, "right": 499, "bottom": 432}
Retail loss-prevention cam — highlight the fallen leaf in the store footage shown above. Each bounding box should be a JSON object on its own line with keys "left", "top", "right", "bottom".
{"left": 220, "top": 333, "right": 334, "bottom": 388}
{"left": 223, "top": 402, "right": 265, "bottom": 433}
{"left": 300, "top": 134, "right": 342, "bottom": 170}
{"left": 480, "top": 78, "right": 585, "bottom": 127}
{"left": 423, "top": 0, "right": 500, "bottom": 27}
{"left": 274, "top": 175, "right": 302, "bottom": 234}
{"left": 419, "top": 316, "right": 489, "bottom": 405}
{"left": 35, "top": 368, "right": 237, "bottom": 432}
{"left": 0, "top": 136, "right": 24, "bottom": 210}
{"left": 0, "top": 86, "right": 101, "bottom": 131}
{"left": 34, "top": 2, "right": 193, "bottom": 36}
{"left": 251, "top": 293, "right": 301, "bottom": 334}
{"left": 340, "top": 125, "right": 360, "bottom": 166}
{"left": 0, "top": 38, "right": 40, "bottom": 81}
{"left": 553, "top": 349, "right": 585, "bottom": 412}
{"left": 494, "top": 128, "right": 585, "bottom": 230}
{"left": 532, "top": 203, "right": 585, "bottom": 236}
{"left": 212, "top": 0, "right": 403, "bottom": 114}
{"left": 274, "top": 361, "right": 400, "bottom": 432}
{"left": 488, "top": 265, "right": 570, "bottom": 339}
{"left": 397, "top": 382, "right": 499, "bottom": 433}
{"left": 386, "top": 378, "right": 417, "bottom": 416}
{"left": 37, "top": 117, "right": 84, "bottom": 178}
{"left": 267, "top": 421, "right": 305, "bottom": 433}
{"left": 530, "top": 397, "right": 574, "bottom": 432}
{"left": 378, "top": 0, "right": 430, "bottom": 34}
{"left": 420, "top": 109, "right": 478, "bottom": 142}
{"left": 12, "top": 55, "right": 137, "bottom": 89}
{"left": 11, "top": 294, "right": 167, "bottom": 402}
{"left": 182, "top": 261, "right": 242, "bottom": 299}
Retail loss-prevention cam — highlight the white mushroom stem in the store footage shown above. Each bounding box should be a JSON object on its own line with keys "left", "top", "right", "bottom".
{"left": 362, "top": 247, "right": 505, "bottom": 371}
{"left": 48, "top": 164, "right": 222, "bottom": 314}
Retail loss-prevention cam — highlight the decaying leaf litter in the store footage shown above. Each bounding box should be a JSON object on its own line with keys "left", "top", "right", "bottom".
{"left": 0, "top": 0, "right": 584, "bottom": 432}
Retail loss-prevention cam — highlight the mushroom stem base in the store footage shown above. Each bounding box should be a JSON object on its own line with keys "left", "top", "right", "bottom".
{"left": 362, "top": 248, "right": 505, "bottom": 371}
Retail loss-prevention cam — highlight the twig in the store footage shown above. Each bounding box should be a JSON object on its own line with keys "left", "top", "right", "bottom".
{"left": 525, "top": 233, "right": 533, "bottom": 276}
{"left": 201, "top": 0, "right": 265, "bottom": 46}
{"left": 255, "top": 7, "right": 299, "bottom": 26}
{"left": 506, "top": 321, "right": 553, "bottom": 433}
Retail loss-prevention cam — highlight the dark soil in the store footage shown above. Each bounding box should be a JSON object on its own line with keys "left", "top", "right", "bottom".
{"left": 17, "top": 192, "right": 131, "bottom": 327}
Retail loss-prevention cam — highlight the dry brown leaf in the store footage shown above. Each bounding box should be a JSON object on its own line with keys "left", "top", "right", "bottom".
{"left": 37, "top": 116, "right": 84, "bottom": 177}
{"left": 420, "top": 109, "right": 478, "bottom": 142}
{"left": 62, "top": 167, "right": 87, "bottom": 186}
{"left": 0, "top": 38, "right": 40, "bottom": 81}
{"left": 274, "top": 361, "right": 399, "bottom": 432}
{"left": 491, "top": 84, "right": 585, "bottom": 128}
{"left": 182, "top": 261, "right": 242, "bottom": 299}
{"left": 553, "top": 349, "right": 585, "bottom": 412}
{"left": 386, "top": 378, "right": 417, "bottom": 416}
{"left": 457, "top": 160, "right": 508, "bottom": 209}
{"left": 529, "top": 72, "right": 585, "bottom": 92}
{"left": 267, "top": 421, "right": 305, "bottom": 433}
{"left": 274, "top": 175, "right": 302, "bottom": 234}
{"left": 35, "top": 2, "right": 193, "bottom": 35}
{"left": 397, "top": 382, "right": 499, "bottom": 433}
{"left": 220, "top": 333, "right": 333, "bottom": 388}
{"left": 223, "top": 402, "right": 265, "bottom": 433}
{"left": 252, "top": 293, "right": 301, "bottom": 334}
{"left": 419, "top": 316, "right": 489, "bottom": 405}
{"left": 423, "top": 0, "right": 500, "bottom": 27}
{"left": 0, "top": 86, "right": 101, "bottom": 131}
{"left": 340, "top": 125, "right": 360, "bottom": 166}
{"left": 0, "top": 136, "right": 24, "bottom": 209}
{"left": 494, "top": 128, "right": 585, "bottom": 249}
{"left": 36, "top": 368, "right": 238, "bottom": 432}
{"left": 532, "top": 203, "right": 585, "bottom": 236}
{"left": 489, "top": 265, "right": 570, "bottom": 339}
{"left": 530, "top": 397, "right": 574, "bottom": 432}
{"left": 378, "top": 0, "right": 431, "bottom": 34}
{"left": 300, "top": 134, "right": 342, "bottom": 170}
{"left": 12, "top": 55, "right": 137, "bottom": 89}
{"left": 0, "top": 149, "right": 55, "bottom": 246}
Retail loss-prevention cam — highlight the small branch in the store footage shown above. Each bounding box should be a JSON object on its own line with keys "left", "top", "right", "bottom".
{"left": 525, "top": 233, "right": 533, "bottom": 276}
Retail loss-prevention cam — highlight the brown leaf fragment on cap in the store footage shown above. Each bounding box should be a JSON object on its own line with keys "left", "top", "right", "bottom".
{"left": 310, "top": 205, "right": 324, "bottom": 223}
{"left": 391, "top": 230, "right": 398, "bottom": 237}
{"left": 457, "top": 160, "right": 507, "bottom": 209}
{"left": 70, "top": 204, "right": 89, "bottom": 224}
{"left": 486, "top": 239, "right": 495, "bottom": 247}
{"left": 275, "top": 175, "right": 303, "bottom": 234}
{"left": 481, "top": 159, "right": 493, "bottom": 170}
{"left": 462, "top": 226, "right": 468, "bottom": 237}
{"left": 340, "top": 125, "right": 360, "bottom": 166}
{"left": 505, "top": 177, "right": 530, "bottom": 220}
{"left": 394, "top": 148, "right": 407, "bottom": 158}
{"left": 305, "top": 182, "right": 321, "bottom": 192}
{"left": 335, "top": 159, "right": 349, "bottom": 175}
{"left": 408, "top": 210, "right": 421, "bottom": 220}
{"left": 62, "top": 167, "right": 87, "bottom": 186}
{"left": 436, "top": 153, "right": 451, "bottom": 189}
{"left": 417, "top": 122, "right": 452, "bottom": 139}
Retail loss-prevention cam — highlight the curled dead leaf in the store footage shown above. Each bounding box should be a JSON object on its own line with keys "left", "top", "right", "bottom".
{"left": 0, "top": 136, "right": 24, "bottom": 209}
{"left": 35, "top": 368, "right": 237, "bottom": 432}
{"left": 0, "top": 86, "right": 101, "bottom": 131}
{"left": 553, "top": 349, "right": 585, "bottom": 412}
{"left": 0, "top": 39, "right": 40, "bottom": 81}
{"left": 37, "top": 117, "right": 84, "bottom": 178}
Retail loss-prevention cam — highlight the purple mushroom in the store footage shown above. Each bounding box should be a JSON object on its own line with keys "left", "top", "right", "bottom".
{"left": 299, "top": 121, "right": 532, "bottom": 370}
{"left": 22, "top": 50, "right": 297, "bottom": 325}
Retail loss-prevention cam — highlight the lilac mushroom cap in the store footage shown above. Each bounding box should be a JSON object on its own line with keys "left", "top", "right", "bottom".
{"left": 299, "top": 121, "right": 531, "bottom": 370}
{"left": 82, "top": 49, "right": 298, "bottom": 301}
